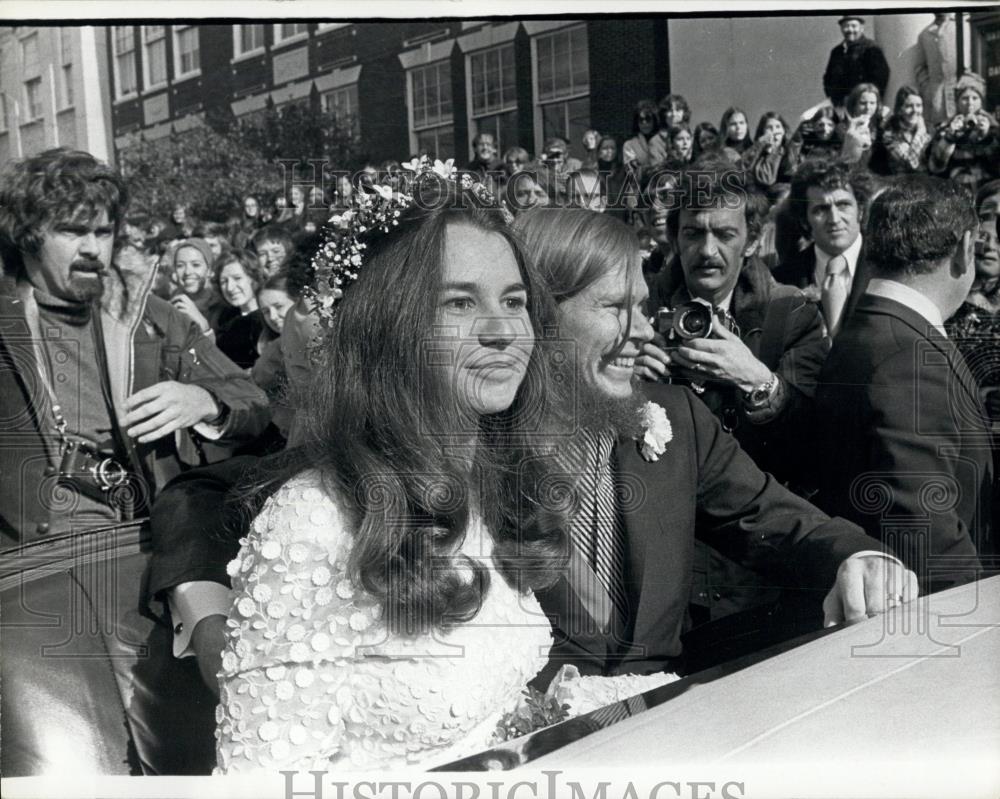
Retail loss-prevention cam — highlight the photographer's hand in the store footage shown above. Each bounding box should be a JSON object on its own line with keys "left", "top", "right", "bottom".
{"left": 123, "top": 381, "right": 220, "bottom": 443}
{"left": 672, "top": 324, "right": 772, "bottom": 393}
{"left": 635, "top": 338, "right": 672, "bottom": 381}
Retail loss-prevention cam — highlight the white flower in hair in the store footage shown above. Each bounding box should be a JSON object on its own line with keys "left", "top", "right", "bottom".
{"left": 637, "top": 401, "right": 672, "bottom": 462}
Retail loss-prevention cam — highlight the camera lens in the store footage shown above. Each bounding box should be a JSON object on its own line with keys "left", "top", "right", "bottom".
{"left": 675, "top": 304, "right": 713, "bottom": 339}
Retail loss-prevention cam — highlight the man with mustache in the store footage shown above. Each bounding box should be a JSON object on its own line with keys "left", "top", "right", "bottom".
{"left": 145, "top": 167, "right": 915, "bottom": 698}
{"left": 638, "top": 156, "right": 832, "bottom": 620}
{"left": 0, "top": 148, "right": 270, "bottom": 545}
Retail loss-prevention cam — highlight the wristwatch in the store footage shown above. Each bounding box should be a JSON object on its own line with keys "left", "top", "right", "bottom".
{"left": 744, "top": 373, "right": 778, "bottom": 407}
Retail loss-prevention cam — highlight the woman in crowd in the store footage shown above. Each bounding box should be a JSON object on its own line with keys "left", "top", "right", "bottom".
{"left": 168, "top": 237, "right": 228, "bottom": 335}
{"left": 623, "top": 99, "right": 660, "bottom": 173}
{"left": 666, "top": 123, "right": 695, "bottom": 167}
{"left": 250, "top": 269, "right": 297, "bottom": 439}
{"left": 214, "top": 249, "right": 267, "bottom": 370}
{"left": 581, "top": 128, "right": 602, "bottom": 169}
{"left": 232, "top": 194, "right": 263, "bottom": 249}
{"left": 691, "top": 122, "right": 720, "bottom": 160}
{"left": 948, "top": 179, "right": 1000, "bottom": 378}
{"left": 929, "top": 74, "right": 1000, "bottom": 191}
{"left": 744, "top": 111, "right": 799, "bottom": 188}
{"left": 215, "top": 172, "right": 570, "bottom": 772}
{"left": 879, "top": 86, "right": 932, "bottom": 175}
{"left": 838, "top": 83, "right": 889, "bottom": 166}
{"left": 792, "top": 106, "right": 842, "bottom": 161}
{"left": 719, "top": 106, "right": 753, "bottom": 158}
{"left": 596, "top": 136, "right": 630, "bottom": 222}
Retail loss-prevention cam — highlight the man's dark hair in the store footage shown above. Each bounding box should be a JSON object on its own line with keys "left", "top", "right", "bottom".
{"left": 866, "top": 176, "right": 977, "bottom": 278}
{"left": 0, "top": 148, "right": 128, "bottom": 264}
{"left": 251, "top": 225, "right": 294, "bottom": 252}
{"left": 664, "top": 154, "right": 770, "bottom": 243}
{"left": 471, "top": 132, "right": 495, "bottom": 148}
{"left": 788, "top": 158, "right": 879, "bottom": 234}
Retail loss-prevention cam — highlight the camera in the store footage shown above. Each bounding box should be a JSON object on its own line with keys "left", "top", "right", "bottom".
{"left": 964, "top": 116, "right": 980, "bottom": 132}
{"left": 58, "top": 437, "right": 130, "bottom": 504}
{"left": 655, "top": 301, "right": 716, "bottom": 342}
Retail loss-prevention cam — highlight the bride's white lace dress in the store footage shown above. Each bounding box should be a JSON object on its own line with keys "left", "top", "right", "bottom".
{"left": 214, "top": 470, "right": 554, "bottom": 772}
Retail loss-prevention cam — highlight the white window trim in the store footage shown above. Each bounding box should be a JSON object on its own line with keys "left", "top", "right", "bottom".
{"left": 407, "top": 60, "right": 454, "bottom": 155}
{"left": 172, "top": 25, "right": 202, "bottom": 83}
{"left": 111, "top": 25, "right": 138, "bottom": 102}
{"left": 317, "top": 23, "right": 349, "bottom": 33}
{"left": 58, "top": 63, "right": 74, "bottom": 110}
{"left": 232, "top": 24, "right": 266, "bottom": 63}
{"left": 20, "top": 31, "right": 41, "bottom": 78}
{"left": 141, "top": 26, "right": 168, "bottom": 93}
{"left": 22, "top": 77, "right": 43, "bottom": 123}
{"left": 272, "top": 24, "right": 309, "bottom": 50}
{"left": 529, "top": 24, "right": 589, "bottom": 156}
{"left": 465, "top": 44, "right": 518, "bottom": 161}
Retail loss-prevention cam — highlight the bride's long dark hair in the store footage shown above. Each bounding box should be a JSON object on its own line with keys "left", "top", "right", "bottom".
{"left": 249, "top": 176, "right": 570, "bottom": 635}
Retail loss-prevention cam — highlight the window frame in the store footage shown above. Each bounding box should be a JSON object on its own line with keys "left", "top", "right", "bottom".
{"left": 466, "top": 42, "right": 518, "bottom": 158}
{"left": 322, "top": 83, "right": 361, "bottom": 139}
{"left": 272, "top": 23, "right": 309, "bottom": 49}
{"left": 407, "top": 60, "right": 455, "bottom": 158}
{"left": 529, "top": 24, "right": 590, "bottom": 157}
{"left": 112, "top": 25, "right": 138, "bottom": 101}
{"left": 233, "top": 24, "right": 266, "bottom": 61}
{"left": 23, "top": 76, "right": 43, "bottom": 122}
{"left": 172, "top": 25, "right": 201, "bottom": 82}
{"left": 142, "top": 25, "right": 168, "bottom": 91}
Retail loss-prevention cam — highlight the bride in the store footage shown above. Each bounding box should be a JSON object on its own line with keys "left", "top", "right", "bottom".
{"left": 215, "top": 169, "right": 572, "bottom": 772}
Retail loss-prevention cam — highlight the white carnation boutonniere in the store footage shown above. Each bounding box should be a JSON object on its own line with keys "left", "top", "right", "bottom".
{"left": 637, "top": 401, "right": 672, "bottom": 462}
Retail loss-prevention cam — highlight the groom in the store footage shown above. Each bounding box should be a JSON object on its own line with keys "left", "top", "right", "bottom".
{"left": 145, "top": 171, "right": 915, "bottom": 690}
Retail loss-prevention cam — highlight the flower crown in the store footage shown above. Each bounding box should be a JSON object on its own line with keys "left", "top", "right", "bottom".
{"left": 303, "top": 156, "right": 509, "bottom": 329}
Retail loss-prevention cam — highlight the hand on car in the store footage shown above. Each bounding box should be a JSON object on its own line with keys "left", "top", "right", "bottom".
{"left": 123, "top": 381, "right": 220, "bottom": 443}
{"left": 822, "top": 555, "right": 919, "bottom": 627}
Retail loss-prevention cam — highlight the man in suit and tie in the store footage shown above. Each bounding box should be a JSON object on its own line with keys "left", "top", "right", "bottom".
{"left": 145, "top": 173, "right": 916, "bottom": 690}
{"left": 773, "top": 159, "right": 878, "bottom": 338}
{"left": 813, "top": 176, "right": 992, "bottom": 594}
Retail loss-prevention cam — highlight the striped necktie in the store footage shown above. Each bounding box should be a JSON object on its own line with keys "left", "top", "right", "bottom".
{"left": 563, "top": 429, "right": 629, "bottom": 624}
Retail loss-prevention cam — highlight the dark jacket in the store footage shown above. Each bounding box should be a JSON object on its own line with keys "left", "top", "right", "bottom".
{"left": 0, "top": 247, "right": 271, "bottom": 544}
{"left": 813, "top": 294, "right": 992, "bottom": 592}
{"left": 822, "top": 36, "right": 890, "bottom": 107}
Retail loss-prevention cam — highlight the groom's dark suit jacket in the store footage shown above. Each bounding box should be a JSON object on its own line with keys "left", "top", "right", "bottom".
{"left": 534, "top": 383, "right": 880, "bottom": 679}
{"left": 143, "top": 383, "right": 883, "bottom": 678}
{"left": 812, "top": 294, "right": 992, "bottom": 593}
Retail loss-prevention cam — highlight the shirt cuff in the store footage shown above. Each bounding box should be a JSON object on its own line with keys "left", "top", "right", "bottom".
{"left": 192, "top": 420, "right": 225, "bottom": 441}
{"left": 168, "top": 581, "right": 233, "bottom": 659}
{"left": 845, "top": 550, "right": 905, "bottom": 569}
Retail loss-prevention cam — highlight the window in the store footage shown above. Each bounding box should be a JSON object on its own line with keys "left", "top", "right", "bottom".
{"left": 409, "top": 61, "right": 453, "bottom": 158}
{"left": 323, "top": 84, "right": 360, "bottom": 138}
{"left": 112, "top": 26, "right": 137, "bottom": 98}
{"left": 143, "top": 25, "right": 167, "bottom": 88}
{"left": 59, "top": 28, "right": 74, "bottom": 108}
{"left": 173, "top": 26, "right": 200, "bottom": 79}
{"left": 23, "top": 77, "right": 43, "bottom": 121}
{"left": 468, "top": 44, "right": 517, "bottom": 154}
{"left": 532, "top": 25, "right": 590, "bottom": 157}
{"left": 20, "top": 32, "right": 40, "bottom": 76}
{"left": 274, "top": 23, "right": 308, "bottom": 44}
{"left": 235, "top": 24, "right": 265, "bottom": 56}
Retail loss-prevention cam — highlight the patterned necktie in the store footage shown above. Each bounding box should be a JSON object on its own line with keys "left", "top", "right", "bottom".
{"left": 821, "top": 254, "right": 850, "bottom": 337}
{"left": 562, "top": 430, "right": 629, "bottom": 624}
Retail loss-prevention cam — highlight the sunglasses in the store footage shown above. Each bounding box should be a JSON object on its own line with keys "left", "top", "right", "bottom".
{"left": 639, "top": 113, "right": 656, "bottom": 121}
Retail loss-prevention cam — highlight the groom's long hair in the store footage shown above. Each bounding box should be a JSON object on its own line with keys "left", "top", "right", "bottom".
{"left": 246, "top": 177, "right": 570, "bottom": 635}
